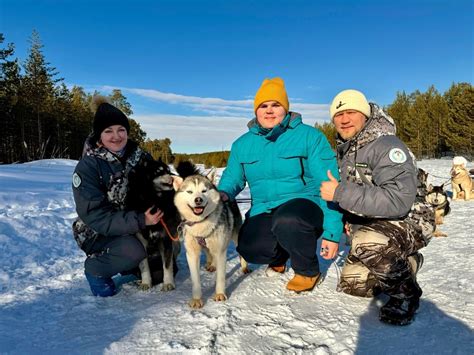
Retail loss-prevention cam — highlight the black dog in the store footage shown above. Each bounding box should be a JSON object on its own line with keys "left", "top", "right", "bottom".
{"left": 127, "top": 158, "right": 181, "bottom": 290}
{"left": 417, "top": 168, "right": 429, "bottom": 198}
{"left": 425, "top": 183, "right": 450, "bottom": 237}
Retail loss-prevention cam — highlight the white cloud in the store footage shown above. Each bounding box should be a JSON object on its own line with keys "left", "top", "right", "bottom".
{"left": 133, "top": 114, "right": 250, "bottom": 153}
{"left": 102, "top": 86, "right": 253, "bottom": 117}
{"left": 101, "top": 85, "right": 332, "bottom": 121}
{"left": 96, "top": 85, "right": 333, "bottom": 153}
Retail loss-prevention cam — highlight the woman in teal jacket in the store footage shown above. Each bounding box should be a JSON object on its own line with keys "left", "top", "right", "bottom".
{"left": 218, "top": 78, "right": 343, "bottom": 292}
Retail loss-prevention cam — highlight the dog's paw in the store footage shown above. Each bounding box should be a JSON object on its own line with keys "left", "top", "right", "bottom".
{"left": 137, "top": 281, "right": 152, "bottom": 291}
{"left": 161, "top": 283, "right": 175, "bottom": 292}
{"left": 188, "top": 298, "right": 204, "bottom": 309}
{"left": 213, "top": 293, "right": 227, "bottom": 302}
{"left": 433, "top": 231, "right": 448, "bottom": 237}
{"left": 205, "top": 264, "right": 216, "bottom": 272}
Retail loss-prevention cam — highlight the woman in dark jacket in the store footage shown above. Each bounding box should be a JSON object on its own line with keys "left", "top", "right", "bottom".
{"left": 72, "top": 96, "right": 162, "bottom": 297}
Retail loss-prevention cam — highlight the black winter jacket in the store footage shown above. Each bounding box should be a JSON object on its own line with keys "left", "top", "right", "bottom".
{"left": 72, "top": 136, "right": 150, "bottom": 252}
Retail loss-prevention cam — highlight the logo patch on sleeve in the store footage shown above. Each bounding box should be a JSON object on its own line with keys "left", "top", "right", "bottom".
{"left": 388, "top": 148, "right": 407, "bottom": 163}
{"left": 72, "top": 173, "right": 82, "bottom": 188}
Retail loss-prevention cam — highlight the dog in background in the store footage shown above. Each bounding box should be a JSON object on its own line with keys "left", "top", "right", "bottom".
{"left": 174, "top": 162, "right": 249, "bottom": 309}
{"left": 450, "top": 156, "right": 473, "bottom": 200}
{"left": 127, "top": 158, "right": 181, "bottom": 291}
{"left": 425, "top": 183, "right": 450, "bottom": 237}
{"left": 417, "top": 168, "right": 429, "bottom": 198}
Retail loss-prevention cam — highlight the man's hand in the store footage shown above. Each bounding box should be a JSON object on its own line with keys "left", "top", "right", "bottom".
{"left": 145, "top": 206, "right": 164, "bottom": 226}
{"left": 320, "top": 170, "right": 339, "bottom": 201}
{"left": 320, "top": 239, "right": 339, "bottom": 260}
{"left": 219, "top": 191, "right": 229, "bottom": 202}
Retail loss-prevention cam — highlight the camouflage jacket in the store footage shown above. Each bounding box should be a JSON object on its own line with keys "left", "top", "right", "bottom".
{"left": 72, "top": 136, "right": 149, "bottom": 252}
{"left": 333, "top": 103, "right": 435, "bottom": 243}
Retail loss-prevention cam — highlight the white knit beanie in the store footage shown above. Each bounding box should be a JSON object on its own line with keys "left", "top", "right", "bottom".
{"left": 330, "top": 89, "right": 371, "bottom": 120}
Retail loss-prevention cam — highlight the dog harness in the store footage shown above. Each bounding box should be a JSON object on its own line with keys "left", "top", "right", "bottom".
{"left": 178, "top": 217, "right": 214, "bottom": 248}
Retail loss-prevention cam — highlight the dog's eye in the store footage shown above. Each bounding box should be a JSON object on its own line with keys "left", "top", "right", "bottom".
{"left": 186, "top": 190, "right": 193, "bottom": 194}
{"left": 202, "top": 189, "right": 207, "bottom": 193}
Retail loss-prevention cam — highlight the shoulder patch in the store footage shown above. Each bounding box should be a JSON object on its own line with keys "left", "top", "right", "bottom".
{"left": 388, "top": 148, "right": 407, "bottom": 164}
{"left": 72, "top": 173, "right": 82, "bottom": 188}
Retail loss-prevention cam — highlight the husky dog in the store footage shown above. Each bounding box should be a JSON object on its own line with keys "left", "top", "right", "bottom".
{"left": 416, "top": 168, "right": 429, "bottom": 198}
{"left": 425, "top": 184, "right": 450, "bottom": 237}
{"left": 450, "top": 156, "right": 473, "bottom": 201}
{"left": 174, "top": 162, "right": 249, "bottom": 309}
{"left": 127, "top": 158, "right": 181, "bottom": 291}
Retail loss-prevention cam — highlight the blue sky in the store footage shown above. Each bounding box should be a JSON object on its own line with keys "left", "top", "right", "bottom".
{"left": 2, "top": 0, "right": 473, "bottom": 153}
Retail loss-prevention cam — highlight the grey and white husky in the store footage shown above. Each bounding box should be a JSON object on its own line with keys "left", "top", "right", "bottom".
{"left": 425, "top": 183, "right": 450, "bottom": 237}
{"left": 173, "top": 162, "right": 249, "bottom": 309}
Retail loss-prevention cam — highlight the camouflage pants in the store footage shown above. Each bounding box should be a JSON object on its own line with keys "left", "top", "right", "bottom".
{"left": 339, "top": 220, "right": 426, "bottom": 298}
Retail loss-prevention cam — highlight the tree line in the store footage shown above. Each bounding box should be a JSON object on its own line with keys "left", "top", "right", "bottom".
{"left": 1, "top": 31, "right": 472, "bottom": 165}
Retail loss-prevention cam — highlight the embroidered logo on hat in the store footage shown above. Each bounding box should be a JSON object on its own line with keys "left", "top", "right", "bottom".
{"left": 336, "top": 101, "right": 346, "bottom": 109}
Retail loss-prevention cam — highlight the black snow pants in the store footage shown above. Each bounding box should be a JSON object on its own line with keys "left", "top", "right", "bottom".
{"left": 237, "top": 198, "right": 324, "bottom": 277}
{"left": 82, "top": 234, "right": 146, "bottom": 279}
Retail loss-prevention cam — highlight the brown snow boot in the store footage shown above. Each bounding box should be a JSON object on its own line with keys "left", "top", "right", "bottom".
{"left": 287, "top": 273, "right": 321, "bottom": 293}
{"left": 265, "top": 264, "right": 286, "bottom": 277}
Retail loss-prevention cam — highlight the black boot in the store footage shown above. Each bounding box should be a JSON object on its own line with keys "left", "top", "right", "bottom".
{"left": 379, "top": 278, "right": 422, "bottom": 326}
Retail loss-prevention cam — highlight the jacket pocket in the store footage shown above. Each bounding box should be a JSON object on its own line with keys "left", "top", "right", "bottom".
{"left": 278, "top": 150, "right": 308, "bottom": 186}
{"left": 239, "top": 156, "right": 260, "bottom": 183}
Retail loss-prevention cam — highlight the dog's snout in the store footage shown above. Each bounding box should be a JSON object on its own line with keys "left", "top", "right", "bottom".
{"left": 195, "top": 197, "right": 203, "bottom": 205}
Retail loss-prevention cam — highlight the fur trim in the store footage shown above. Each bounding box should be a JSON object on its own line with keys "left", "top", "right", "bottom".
{"left": 90, "top": 95, "right": 112, "bottom": 114}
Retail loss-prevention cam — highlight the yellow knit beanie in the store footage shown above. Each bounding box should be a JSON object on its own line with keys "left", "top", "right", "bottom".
{"left": 330, "top": 89, "right": 371, "bottom": 120}
{"left": 254, "top": 77, "right": 289, "bottom": 113}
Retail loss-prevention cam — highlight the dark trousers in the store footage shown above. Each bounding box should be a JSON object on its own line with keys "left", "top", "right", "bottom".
{"left": 83, "top": 234, "right": 146, "bottom": 278}
{"left": 237, "top": 198, "right": 324, "bottom": 277}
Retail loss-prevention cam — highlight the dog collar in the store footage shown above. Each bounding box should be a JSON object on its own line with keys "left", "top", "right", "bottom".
{"left": 178, "top": 217, "right": 215, "bottom": 247}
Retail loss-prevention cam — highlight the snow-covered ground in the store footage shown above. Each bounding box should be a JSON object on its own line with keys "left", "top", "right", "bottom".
{"left": 0, "top": 159, "right": 473, "bottom": 354}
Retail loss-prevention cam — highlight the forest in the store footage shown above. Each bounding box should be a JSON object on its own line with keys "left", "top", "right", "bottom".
{"left": 1, "top": 32, "right": 472, "bottom": 166}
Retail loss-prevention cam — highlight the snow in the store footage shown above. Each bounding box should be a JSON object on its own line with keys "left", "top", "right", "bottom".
{"left": 0, "top": 159, "right": 473, "bottom": 354}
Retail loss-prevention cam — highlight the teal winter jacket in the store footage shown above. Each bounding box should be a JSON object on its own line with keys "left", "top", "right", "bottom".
{"left": 218, "top": 113, "right": 343, "bottom": 242}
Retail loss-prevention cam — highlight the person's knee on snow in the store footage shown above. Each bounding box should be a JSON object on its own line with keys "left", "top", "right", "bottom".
{"left": 117, "top": 235, "right": 147, "bottom": 271}
{"left": 338, "top": 255, "right": 378, "bottom": 297}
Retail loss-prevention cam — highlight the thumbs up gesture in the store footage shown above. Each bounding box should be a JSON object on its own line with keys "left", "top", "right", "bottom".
{"left": 320, "top": 170, "right": 339, "bottom": 201}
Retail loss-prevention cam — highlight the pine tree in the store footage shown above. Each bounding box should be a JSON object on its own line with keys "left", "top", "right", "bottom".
{"left": 0, "top": 34, "right": 22, "bottom": 162}
{"left": 110, "top": 89, "right": 133, "bottom": 116}
{"left": 443, "top": 83, "right": 474, "bottom": 158}
{"left": 314, "top": 122, "right": 337, "bottom": 149}
{"left": 388, "top": 91, "right": 412, "bottom": 144}
{"left": 21, "top": 30, "right": 62, "bottom": 159}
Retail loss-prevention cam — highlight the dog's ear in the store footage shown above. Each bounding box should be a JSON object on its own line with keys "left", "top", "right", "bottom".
{"left": 176, "top": 161, "right": 199, "bottom": 179}
{"left": 172, "top": 176, "right": 183, "bottom": 191}
{"left": 206, "top": 168, "right": 218, "bottom": 185}
{"left": 427, "top": 184, "right": 433, "bottom": 192}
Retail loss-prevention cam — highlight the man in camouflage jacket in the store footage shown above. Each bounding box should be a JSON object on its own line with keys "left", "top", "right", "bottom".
{"left": 320, "top": 89, "right": 435, "bottom": 326}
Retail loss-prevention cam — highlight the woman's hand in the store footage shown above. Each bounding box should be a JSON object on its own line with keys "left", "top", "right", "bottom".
{"left": 145, "top": 207, "right": 164, "bottom": 226}
{"left": 320, "top": 239, "right": 339, "bottom": 260}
